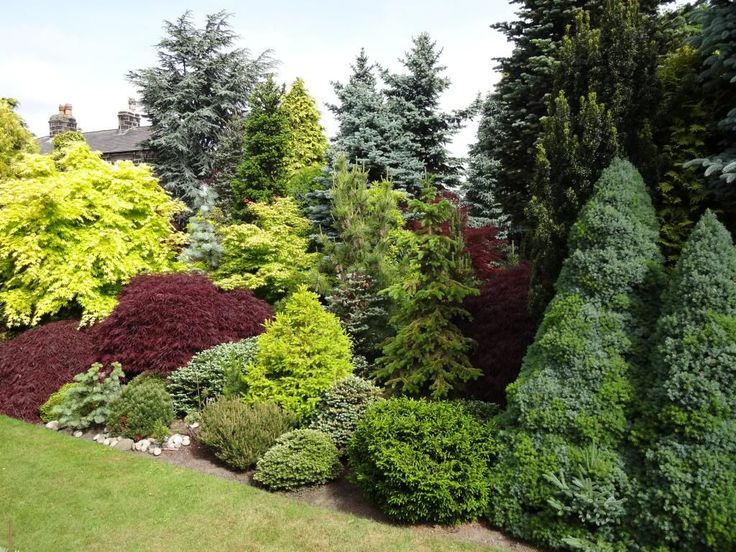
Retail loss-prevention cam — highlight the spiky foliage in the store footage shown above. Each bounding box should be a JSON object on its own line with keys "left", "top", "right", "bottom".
{"left": 180, "top": 187, "right": 223, "bottom": 270}
{"left": 634, "top": 211, "right": 736, "bottom": 550}
{"left": 245, "top": 287, "right": 353, "bottom": 419}
{"left": 329, "top": 49, "right": 393, "bottom": 182}
{"left": 383, "top": 33, "right": 462, "bottom": 193}
{"left": 92, "top": 273, "right": 272, "bottom": 376}
{"left": 231, "top": 76, "right": 289, "bottom": 212}
{"left": 0, "top": 98, "right": 36, "bottom": 179}
{"left": 487, "top": 160, "right": 663, "bottom": 549}
{"left": 377, "top": 185, "right": 480, "bottom": 399}
{"left": 107, "top": 376, "right": 175, "bottom": 439}
{"left": 128, "top": 11, "right": 274, "bottom": 208}
{"left": 0, "top": 141, "right": 184, "bottom": 327}
{"left": 281, "top": 78, "right": 328, "bottom": 175}
{"left": 0, "top": 320, "right": 95, "bottom": 422}
{"left": 214, "top": 197, "right": 317, "bottom": 303}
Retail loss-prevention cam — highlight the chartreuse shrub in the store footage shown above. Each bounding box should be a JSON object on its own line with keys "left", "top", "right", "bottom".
{"left": 307, "top": 376, "right": 383, "bottom": 451}
{"left": 39, "top": 382, "right": 80, "bottom": 423}
{"left": 214, "top": 197, "right": 318, "bottom": 303}
{"left": 245, "top": 287, "right": 353, "bottom": 419}
{"left": 0, "top": 98, "right": 36, "bottom": 179}
{"left": 198, "top": 397, "right": 295, "bottom": 471}
{"left": 107, "top": 376, "right": 175, "bottom": 439}
{"left": 254, "top": 429, "right": 342, "bottom": 491}
{"left": 487, "top": 160, "right": 663, "bottom": 549}
{"left": 51, "top": 363, "right": 125, "bottom": 430}
{"left": 634, "top": 211, "right": 736, "bottom": 551}
{"left": 167, "top": 338, "right": 259, "bottom": 416}
{"left": 348, "top": 398, "right": 493, "bottom": 525}
{"left": 0, "top": 141, "right": 184, "bottom": 327}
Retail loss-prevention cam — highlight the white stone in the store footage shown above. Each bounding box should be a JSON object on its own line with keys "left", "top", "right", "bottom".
{"left": 181, "top": 436, "right": 191, "bottom": 446}
{"left": 189, "top": 422, "right": 199, "bottom": 429}
{"left": 172, "top": 434, "right": 183, "bottom": 446}
{"left": 44, "top": 421, "right": 60, "bottom": 430}
{"left": 103, "top": 438, "right": 111, "bottom": 446}
{"left": 73, "top": 430, "right": 83, "bottom": 438}
{"left": 140, "top": 440, "right": 150, "bottom": 452}
{"left": 93, "top": 433, "right": 101, "bottom": 442}
{"left": 152, "top": 447, "right": 162, "bottom": 456}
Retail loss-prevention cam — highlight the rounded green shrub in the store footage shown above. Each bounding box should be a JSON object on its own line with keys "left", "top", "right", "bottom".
{"left": 198, "top": 397, "right": 295, "bottom": 471}
{"left": 307, "top": 376, "right": 383, "bottom": 451}
{"left": 348, "top": 398, "right": 493, "bottom": 525}
{"left": 39, "top": 382, "right": 81, "bottom": 423}
{"left": 244, "top": 287, "right": 353, "bottom": 419}
{"left": 107, "top": 376, "right": 175, "bottom": 439}
{"left": 254, "top": 429, "right": 342, "bottom": 491}
{"left": 167, "top": 338, "right": 258, "bottom": 415}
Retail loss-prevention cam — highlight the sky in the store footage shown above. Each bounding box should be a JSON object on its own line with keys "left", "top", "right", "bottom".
{"left": 0, "top": 0, "right": 517, "bottom": 158}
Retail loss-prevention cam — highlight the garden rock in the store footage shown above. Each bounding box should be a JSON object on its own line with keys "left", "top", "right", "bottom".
{"left": 45, "top": 421, "right": 60, "bottom": 430}
{"left": 114, "top": 438, "right": 133, "bottom": 450}
{"left": 73, "top": 430, "right": 83, "bottom": 437}
{"left": 152, "top": 447, "right": 162, "bottom": 456}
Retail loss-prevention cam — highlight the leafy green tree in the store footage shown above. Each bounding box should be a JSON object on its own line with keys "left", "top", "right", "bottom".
{"left": 282, "top": 78, "right": 328, "bottom": 175}
{"left": 383, "top": 33, "right": 462, "bottom": 193}
{"left": 128, "top": 10, "right": 274, "bottom": 208}
{"left": 245, "top": 287, "right": 353, "bottom": 419}
{"left": 0, "top": 98, "right": 36, "bottom": 179}
{"left": 213, "top": 197, "right": 317, "bottom": 303}
{"left": 231, "top": 76, "right": 290, "bottom": 213}
{"left": 487, "top": 160, "right": 663, "bottom": 549}
{"left": 329, "top": 49, "right": 393, "bottom": 182}
{"left": 0, "top": 141, "right": 184, "bottom": 328}
{"left": 634, "top": 211, "right": 736, "bottom": 550}
{"left": 376, "top": 184, "right": 480, "bottom": 399}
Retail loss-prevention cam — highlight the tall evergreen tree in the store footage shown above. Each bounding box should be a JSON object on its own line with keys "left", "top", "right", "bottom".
{"left": 377, "top": 183, "right": 480, "bottom": 398}
{"left": 329, "top": 49, "right": 393, "bottom": 183}
{"left": 281, "top": 78, "right": 328, "bottom": 175}
{"left": 383, "top": 33, "right": 463, "bottom": 194}
{"left": 231, "top": 76, "right": 290, "bottom": 214}
{"left": 128, "top": 11, "right": 274, "bottom": 208}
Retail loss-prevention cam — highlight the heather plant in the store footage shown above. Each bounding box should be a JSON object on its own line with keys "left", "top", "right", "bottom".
{"left": 107, "top": 376, "right": 175, "bottom": 439}
{"left": 198, "top": 397, "right": 295, "bottom": 471}
{"left": 245, "top": 287, "right": 353, "bottom": 419}
{"left": 0, "top": 141, "right": 185, "bottom": 327}
{"left": 0, "top": 320, "right": 95, "bottom": 422}
{"left": 167, "top": 338, "right": 259, "bottom": 416}
{"left": 348, "top": 398, "right": 493, "bottom": 525}
{"left": 307, "top": 376, "right": 383, "bottom": 451}
{"left": 52, "top": 363, "right": 125, "bottom": 430}
{"left": 634, "top": 211, "right": 736, "bottom": 550}
{"left": 93, "top": 273, "right": 271, "bottom": 376}
{"left": 39, "top": 383, "right": 80, "bottom": 423}
{"left": 254, "top": 429, "right": 342, "bottom": 491}
{"left": 487, "top": 160, "right": 664, "bottom": 549}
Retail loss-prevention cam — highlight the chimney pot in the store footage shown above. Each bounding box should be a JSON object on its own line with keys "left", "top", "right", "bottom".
{"left": 49, "top": 102, "right": 78, "bottom": 137}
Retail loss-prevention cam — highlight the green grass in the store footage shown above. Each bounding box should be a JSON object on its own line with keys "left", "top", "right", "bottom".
{"left": 0, "top": 416, "right": 492, "bottom": 552}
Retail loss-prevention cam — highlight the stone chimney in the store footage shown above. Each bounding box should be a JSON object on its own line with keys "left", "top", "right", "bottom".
{"left": 117, "top": 98, "right": 141, "bottom": 133}
{"left": 48, "top": 103, "right": 77, "bottom": 137}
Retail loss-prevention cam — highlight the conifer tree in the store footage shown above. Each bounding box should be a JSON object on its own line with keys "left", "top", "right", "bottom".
{"left": 329, "top": 49, "right": 393, "bottom": 182}
{"left": 635, "top": 211, "right": 736, "bottom": 550}
{"left": 281, "top": 78, "right": 328, "bottom": 175}
{"left": 376, "top": 184, "right": 480, "bottom": 398}
{"left": 383, "top": 33, "right": 462, "bottom": 194}
{"left": 231, "top": 76, "right": 289, "bottom": 214}
{"left": 128, "top": 11, "right": 274, "bottom": 208}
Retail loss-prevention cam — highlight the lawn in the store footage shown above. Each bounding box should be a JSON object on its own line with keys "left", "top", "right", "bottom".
{"left": 0, "top": 416, "right": 491, "bottom": 552}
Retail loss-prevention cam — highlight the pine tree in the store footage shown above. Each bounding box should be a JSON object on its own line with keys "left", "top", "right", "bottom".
{"left": 635, "top": 211, "right": 736, "bottom": 550}
{"left": 0, "top": 98, "right": 36, "bottom": 180}
{"left": 231, "top": 76, "right": 289, "bottom": 214}
{"left": 383, "top": 33, "right": 463, "bottom": 194}
{"left": 329, "top": 49, "right": 393, "bottom": 182}
{"left": 128, "top": 11, "right": 274, "bottom": 208}
{"left": 281, "top": 78, "right": 328, "bottom": 175}
{"left": 376, "top": 183, "right": 480, "bottom": 399}
{"left": 179, "top": 186, "right": 223, "bottom": 271}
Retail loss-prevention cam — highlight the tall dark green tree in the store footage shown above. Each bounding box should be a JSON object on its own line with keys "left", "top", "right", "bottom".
{"left": 128, "top": 11, "right": 274, "bottom": 208}
{"left": 376, "top": 184, "right": 480, "bottom": 398}
{"left": 329, "top": 49, "right": 393, "bottom": 183}
{"left": 383, "top": 33, "right": 463, "bottom": 194}
{"left": 231, "top": 76, "right": 290, "bottom": 214}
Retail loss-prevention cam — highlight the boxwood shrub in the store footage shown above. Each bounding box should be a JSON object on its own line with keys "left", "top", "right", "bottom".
{"left": 254, "top": 429, "right": 342, "bottom": 491}
{"left": 198, "top": 397, "right": 295, "bottom": 471}
{"left": 348, "top": 398, "right": 493, "bottom": 525}
{"left": 107, "top": 376, "right": 175, "bottom": 439}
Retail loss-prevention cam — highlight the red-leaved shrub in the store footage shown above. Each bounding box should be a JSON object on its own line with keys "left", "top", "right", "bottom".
{"left": 462, "top": 263, "right": 535, "bottom": 404}
{"left": 463, "top": 226, "right": 505, "bottom": 282}
{"left": 91, "top": 273, "right": 272, "bottom": 376}
{"left": 0, "top": 320, "right": 96, "bottom": 422}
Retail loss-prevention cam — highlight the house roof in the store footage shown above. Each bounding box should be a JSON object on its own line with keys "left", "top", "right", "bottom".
{"left": 38, "top": 126, "right": 152, "bottom": 155}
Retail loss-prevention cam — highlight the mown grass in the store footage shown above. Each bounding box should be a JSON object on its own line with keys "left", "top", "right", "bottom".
{"left": 0, "top": 416, "right": 493, "bottom": 552}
